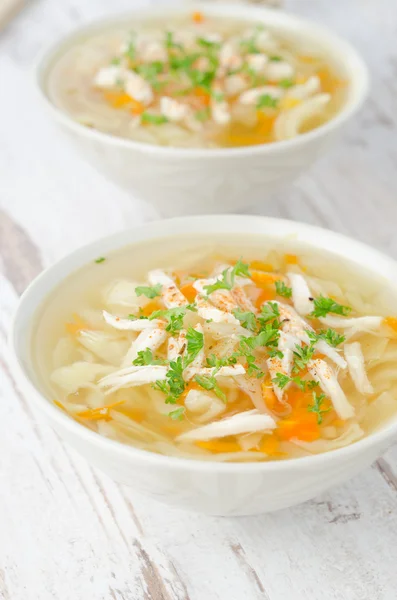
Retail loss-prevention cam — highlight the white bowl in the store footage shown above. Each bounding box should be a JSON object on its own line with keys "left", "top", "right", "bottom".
{"left": 36, "top": 3, "right": 369, "bottom": 217}
{"left": 9, "top": 215, "right": 397, "bottom": 516}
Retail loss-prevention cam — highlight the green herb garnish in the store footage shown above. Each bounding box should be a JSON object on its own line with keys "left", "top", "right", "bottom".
{"left": 310, "top": 296, "right": 351, "bottom": 319}
{"left": 195, "top": 107, "right": 211, "bottom": 122}
{"left": 168, "top": 406, "right": 185, "bottom": 420}
{"left": 257, "top": 94, "right": 279, "bottom": 109}
{"left": 307, "top": 391, "right": 331, "bottom": 424}
{"left": 194, "top": 373, "right": 226, "bottom": 402}
{"left": 269, "top": 55, "right": 282, "bottom": 62}
{"left": 197, "top": 37, "right": 221, "bottom": 50}
{"left": 135, "top": 284, "right": 162, "bottom": 299}
{"left": 95, "top": 257, "right": 106, "bottom": 264}
{"left": 132, "top": 349, "right": 166, "bottom": 367}
{"left": 293, "top": 343, "right": 316, "bottom": 373}
{"left": 275, "top": 280, "right": 292, "bottom": 298}
{"left": 204, "top": 260, "right": 251, "bottom": 295}
{"left": 232, "top": 309, "right": 257, "bottom": 332}
{"left": 154, "top": 356, "right": 186, "bottom": 404}
{"left": 307, "top": 328, "right": 346, "bottom": 347}
{"left": 141, "top": 113, "right": 169, "bottom": 125}
{"left": 150, "top": 307, "right": 186, "bottom": 335}
{"left": 185, "top": 326, "right": 204, "bottom": 365}
{"left": 279, "top": 78, "right": 294, "bottom": 88}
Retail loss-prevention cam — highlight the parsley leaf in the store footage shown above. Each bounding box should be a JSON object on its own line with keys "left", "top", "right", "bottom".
{"left": 310, "top": 296, "right": 351, "bottom": 319}
{"left": 256, "top": 94, "right": 279, "bottom": 109}
{"left": 124, "top": 39, "right": 136, "bottom": 61}
{"left": 232, "top": 308, "right": 257, "bottom": 332}
{"left": 168, "top": 406, "right": 185, "bottom": 420}
{"left": 110, "top": 57, "right": 121, "bottom": 65}
{"left": 135, "top": 283, "right": 162, "bottom": 299}
{"left": 194, "top": 373, "right": 226, "bottom": 402}
{"left": 258, "top": 302, "right": 280, "bottom": 326}
{"left": 185, "top": 327, "right": 204, "bottom": 365}
{"left": 165, "top": 31, "right": 183, "bottom": 50}
{"left": 141, "top": 112, "right": 169, "bottom": 125}
{"left": 197, "top": 37, "right": 221, "bottom": 50}
{"left": 275, "top": 280, "right": 292, "bottom": 298}
{"left": 293, "top": 343, "right": 315, "bottom": 372}
{"left": 161, "top": 357, "right": 186, "bottom": 404}
{"left": 307, "top": 391, "right": 331, "bottom": 424}
{"left": 95, "top": 257, "right": 106, "bottom": 264}
{"left": 150, "top": 307, "right": 186, "bottom": 335}
{"left": 204, "top": 260, "right": 251, "bottom": 295}
{"left": 132, "top": 349, "right": 166, "bottom": 366}
{"left": 246, "top": 355, "right": 264, "bottom": 378}
{"left": 316, "top": 328, "right": 346, "bottom": 347}
{"left": 195, "top": 107, "right": 211, "bottom": 122}
{"left": 272, "top": 373, "right": 291, "bottom": 389}
{"left": 279, "top": 78, "right": 294, "bottom": 88}
{"left": 269, "top": 55, "right": 282, "bottom": 62}
{"left": 206, "top": 354, "right": 237, "bottom": 369}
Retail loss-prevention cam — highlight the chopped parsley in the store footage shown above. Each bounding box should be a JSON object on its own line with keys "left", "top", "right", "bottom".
{"left": 150, "top": 307, "right": 186, "bottom": 335}
{"left": 195, "top": 107, "right": 211, "bottom": 122}
{"left": 194, "top": 373, "right": 226, "bottom": 402}
{"left": 269, "top": 55, "right": 282, "bottom": 62}
{"left": 168, "top": 406, "right": 185, "bottom": 420}
{"left": 206, "top": 354, "right": 237, "bottom": 369}
{"left": 258, "top": 302, "right": 280, "bottom": 326}
{"left": 135, "top": 283, "right": 162, "bottom": 299}
{"left": 124, "top": 39, "right": 136, "bottom": 61}
{"left": 308, "top": 328, "right": 346, "bottom": 348}
{"left": 292, "top": 343, "right": 315, "bottom": 373}
{"left": 279, "top": 78, "right": 294, "bottom": 88}
{"left": 185, "top": 327, "right": 204, "bottom": 365}
{"left": 95, "top": 257, "right": 106, "bottom": 264}
{"left": 204, "top": 260, "right": 251, "bottom": 295}
{"left": 272, "top": 373, "right": 318, "bottom": 391}
{"left": 310, "top": 296, "right": 352, "bottom": 319}
{"left": 257, "top": 94, "right": 279, "bottom": 110}
{"left": 110, "top": 57, "right": 121, "bottom": 65}
{"left": 154, "top": 356, "right": 185, "bottom": 404}
{"left": 272, "top": 373, "right": 291, "bottom": 389}
{"left": 275, "top": 280, "right": 292, "bottom": 298}
{"left": 165, "top": 31, "right": 183, "bottom": 50}
{"left": 197, "top": 37, "right": 221, "bottom": 50}
{"left": 232, "top": 309, "right": 257, "bottom": 332}
{"left": 307, "top": 391, "right": 331, "bottom": 424}
{"left": 141, "top": 113, "right": 169, "bottom": 125}
{"left": 132, "top": 349, "right": 166, "bottom": 367}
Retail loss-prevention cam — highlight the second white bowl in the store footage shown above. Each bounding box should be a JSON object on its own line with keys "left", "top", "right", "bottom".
{"left": 36, "top": 3, "right": 369, "bottom": 216}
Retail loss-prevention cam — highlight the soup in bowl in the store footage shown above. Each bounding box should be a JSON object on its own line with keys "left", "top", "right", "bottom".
{"left": 37, "top": 3, "right": 369, "bottom": 215}
{"left": 9, "top": 216, "right": 397, "bottom": 515}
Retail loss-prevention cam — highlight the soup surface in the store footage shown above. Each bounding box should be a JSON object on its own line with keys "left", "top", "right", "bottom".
{"left": 48, "top": 12, "right": 347, "bottom": 148}
{"left": 33, "top": 235, "right": 397, "bottom": 462}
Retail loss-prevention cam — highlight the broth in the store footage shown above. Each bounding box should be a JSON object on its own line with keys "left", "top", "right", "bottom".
{"left": 32, "top": 234, "right": 397, "bottom": 462}
{"left": 47, "top": 13, "right": 348, "bottom": 149}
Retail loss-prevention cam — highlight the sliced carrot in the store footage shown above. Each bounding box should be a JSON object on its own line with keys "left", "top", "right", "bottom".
{"left": 77, "top": 400, "right": 125, "bottom": 422}
{"left": 251, "top": 270, "right": 282, "bottom": 287}
{"left": 261, "top": 378, "right": 277, "bottom": 411}
{"left": 65, "top": 313, "right": 90, "bottom": 335}
{"left": 277, "top": 413, "right": 320, "bottom": 442}
{"left": 103, "top": 91, "right": 144, "bottom": 114}
{"left": 332, "top": 418, "right": 345, "bottom": 428}
{"left": 250, "top": 260, "right": 274, "bottom": 272}
{"left": 298, "top": 55, "right": 319, "bottom": 64}
{"left": 140, "top": 299, "right": 162, "bottom": 317}
{"left": 256, "top": 112, "right": 277, "bottom": 135}
{"left": 316, "top": 68, "right": 347, "bottom": 94}
{"left": 284, "top": 253, "right": 298, "bottom": 265}
{"left": 384, "top": 316, "right": 397, "bottom": 334}
{"left": 255, "top": 288, "right": 276, "bottom": 308}
{"left": 118, "top": 406, "right": 146, "bottom": 423}
{"left": 259, "top": 434, "right": 280, "bottom": 455}
{"left": 54, "top": 400, "right": 66, "bottom": 412}
{"left": 180, "top": 283, "right": 198, "bottom": 303}
{"left": 196, "top": 439, "right": 241, "bottom": 453}
{"left": 192, "top": 11, "right": 204, "bottom": 23}
{"left": 193, "top": 87, "right": 211, "bottom": 106}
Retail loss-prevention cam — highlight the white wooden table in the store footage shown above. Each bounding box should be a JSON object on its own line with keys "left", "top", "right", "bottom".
{"left": 1, "top": 1, "right": 397, "bottom": 598}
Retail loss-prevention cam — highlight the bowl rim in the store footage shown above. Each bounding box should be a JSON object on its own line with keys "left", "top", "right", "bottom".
{"left": 9, "top": 214, "right": 397, "bottom": 472}
{"left": 35, "top": 1, "right": 370, "bottom": 159}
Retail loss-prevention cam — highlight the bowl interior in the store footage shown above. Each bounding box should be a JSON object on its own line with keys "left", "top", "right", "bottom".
{"left": 9, "top": 215, "right": 397, "bottom": 470}
{"left": 35, "top": 2, "right": 369, "bottom": 157}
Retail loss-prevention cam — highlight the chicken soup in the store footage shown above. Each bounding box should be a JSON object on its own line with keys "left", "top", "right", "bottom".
{"left": 32, "top": 235, "right": 397, "bottom": 462}
{"left": 47, "top": 12, "right": 347, "bottom": 148}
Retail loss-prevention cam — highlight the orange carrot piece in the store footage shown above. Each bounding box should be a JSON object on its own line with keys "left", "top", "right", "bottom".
{"left": 251, "top": 270, "right": 282, "bottom": 287}
{"left": 194, "top": 87, "right": 211, "bottom": 106}
{"left": 255, "top": 288, "right": 276, "bottom": 308}
{"left": 284, "top": 254, "right": 298, "bottom": 265}
{"left": 250, "top": 260, "right": 274, "bottom": 272}
{"left": 277, "top": 414, "right": 320, "bottom": 442}
{"left": 141, "top": 300, "right": 162, "bottom": 317}
{"left": 259, "top": 434, "right": 280, "bottom": 455}
{"left": 77, "top": 400, "right": 125, "bottom": 422}
{"left": 196, "top": 439, "right": 241, "bottom": 453}
{"left": 54, "top": 400, "right": 66, "bottom": 412}
{"left": 384, "top": 317, "right": 397, "bottom": 334}
{"left": 103, "top": 91, "right": 144, "bottom": 114}
{"left": 261, "top": 378, "right": 277, "bottom": 411}
{"left": 192, "top": 11, "right": 204, "bottom": 23}
{"left": 180, "top": 283, "right": 198, "bottom": 303}
{"left": 65, "top": 313, "right": 90, "bottom": 335}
